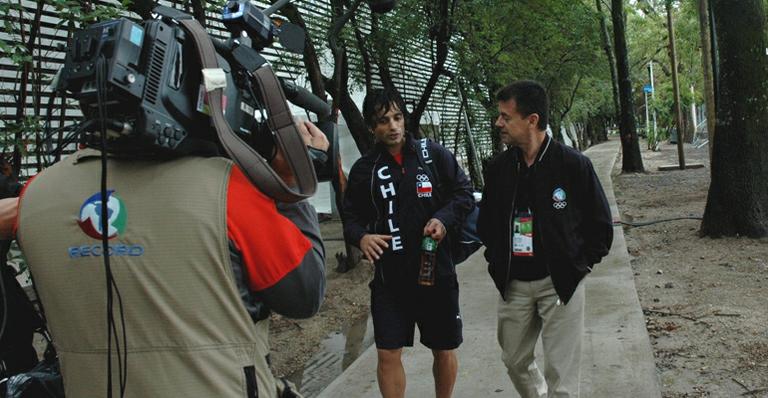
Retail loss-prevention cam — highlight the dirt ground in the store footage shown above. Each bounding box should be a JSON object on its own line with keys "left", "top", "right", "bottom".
{"left": 268, "top": 219, "right": 373, "bottom": 379}
{"left": 613, "top": 141, "right": 768, "bottom": 397}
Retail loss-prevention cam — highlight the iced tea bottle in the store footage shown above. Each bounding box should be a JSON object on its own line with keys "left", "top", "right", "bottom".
{"left": 418, "top": 236, "right": 438, "bottom": 286}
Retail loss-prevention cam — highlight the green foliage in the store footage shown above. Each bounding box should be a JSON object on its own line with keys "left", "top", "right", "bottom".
{"left": 0, "top": 40, "right": 33, "bottom": 66}
{"left": 626, "top": 0, "right": 705, "bottom": 136}
{"left": 49, "top": 0, "right": 130, "bottom": 27}
{"left": 0, "top": 0, "right": 136, "bottom": 168}
{"left": 334, "top": 0, "right": 454, "bottom": 91}
{"left": 205, "top": 0, "right": 228, "bottom": 14}
{"left": 366, "top": 0, "right": 430, "bottom": 62}
{"left": 454, "top": 0, "right": 613, "bottom": 140}
{"left": 0, "top": 2, "right": 30, "bottom": 66}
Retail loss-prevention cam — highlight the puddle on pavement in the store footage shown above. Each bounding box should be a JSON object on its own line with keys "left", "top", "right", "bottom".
{"left": 286, "top": 314, "right": 373, "bottom": 397}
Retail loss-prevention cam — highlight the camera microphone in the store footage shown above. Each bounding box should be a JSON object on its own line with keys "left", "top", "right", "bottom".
{"left": 280, "top": 80, "right": 331, "bottom": 119}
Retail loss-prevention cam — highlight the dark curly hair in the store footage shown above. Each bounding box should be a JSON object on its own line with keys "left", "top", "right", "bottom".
{"left": 362, "top": 88, "right": 408, "bottom": 130}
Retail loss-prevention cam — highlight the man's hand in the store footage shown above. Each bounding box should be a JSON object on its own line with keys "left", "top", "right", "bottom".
{"left": 359, "top": 234, "right": 392, "bottom": 262}
{"left": 271, "top": 120, "right": 330, "bottom": 187}
{"left": 423, "top": 218, "right": 446, "bottom": 241}
{"left": 297, "top": 120, "right": 329, "bottom": 151}
{"left": 0, "top": 197, "right": 18, "bottom": 240}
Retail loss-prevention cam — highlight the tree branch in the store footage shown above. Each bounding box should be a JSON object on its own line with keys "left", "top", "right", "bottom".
{"left": 409, "top": 0, "right": 452, "bottom": 136}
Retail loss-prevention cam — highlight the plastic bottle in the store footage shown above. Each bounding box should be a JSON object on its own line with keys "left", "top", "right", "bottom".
{"left": 418, "top": 236, "right": 438, "bottom": 286}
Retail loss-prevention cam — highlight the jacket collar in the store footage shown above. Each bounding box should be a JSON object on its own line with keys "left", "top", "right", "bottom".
{"left": 507, "top": 133, "right": 554, "bottom": 166}
{"left": 373, "top": 133, "right": 418, "bottom": 158}
{"left": 534, "top": 133, "right": 553, "bottom": 164}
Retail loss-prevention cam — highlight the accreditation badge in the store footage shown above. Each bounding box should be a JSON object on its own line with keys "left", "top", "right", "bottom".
{"left": 512, "top": 209, "right": 534, "bottom": 257}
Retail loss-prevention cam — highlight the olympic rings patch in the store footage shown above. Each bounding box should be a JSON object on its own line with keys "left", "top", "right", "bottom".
{"left": 552, "top": 187, "right": 567, "bottom": 210}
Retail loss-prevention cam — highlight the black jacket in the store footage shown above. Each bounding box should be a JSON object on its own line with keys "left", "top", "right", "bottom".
{"left": 342, "top": 135, "right": 474, "bottom": 289}
{"left": 477, "top": 136, "right": 613, "bottom": 303}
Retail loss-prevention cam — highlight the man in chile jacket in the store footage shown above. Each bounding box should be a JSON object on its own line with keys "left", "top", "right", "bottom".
{"left": 342, "top": 88, "right": 474, "bottom": 398}
{"left": 477, "top": 80, "right": 613, "bottom": 398}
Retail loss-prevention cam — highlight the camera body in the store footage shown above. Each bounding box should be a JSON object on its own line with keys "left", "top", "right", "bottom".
{"left": 59, "top": 17, "right": 264, "bottom": 157}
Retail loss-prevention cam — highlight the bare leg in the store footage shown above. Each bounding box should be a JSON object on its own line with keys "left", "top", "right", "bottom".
{"left": 432, "top": 349, "right": 458, "bottom": 398}
{"left": 377, "top": 348, "right": 405, "bottom": 398}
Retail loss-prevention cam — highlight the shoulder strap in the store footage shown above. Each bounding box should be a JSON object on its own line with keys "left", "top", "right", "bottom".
{"left": 417, "top": 138, "right": 441, "bottom": 188}
{"left": 178, "top": 17, "right": 317, "bottom": 203}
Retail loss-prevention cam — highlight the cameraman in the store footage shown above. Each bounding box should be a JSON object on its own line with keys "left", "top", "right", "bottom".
{"left": 15, "top": 120, "right": 328, "bottom": 397}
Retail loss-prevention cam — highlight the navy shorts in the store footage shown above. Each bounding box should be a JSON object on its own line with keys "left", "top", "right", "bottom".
{"left": 370, "top": 278, "right": 463, "bottom": 350}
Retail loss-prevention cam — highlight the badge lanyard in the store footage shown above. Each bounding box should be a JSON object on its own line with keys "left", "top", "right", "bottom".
{"left": 512, "top": 207, "right": 534, "bottom": 257}
{"left": 511, "top": 136, "right": 550, "bottom": 258}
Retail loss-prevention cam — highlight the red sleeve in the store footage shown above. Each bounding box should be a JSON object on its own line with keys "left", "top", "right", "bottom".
{"left": 227, "top": 166, "right": 312, "bottom": 291}
{"left": 13, "top": 174, "right": 37, "bottom": 236}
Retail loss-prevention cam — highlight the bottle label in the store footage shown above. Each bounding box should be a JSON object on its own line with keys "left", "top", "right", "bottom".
{"left": 421, "top": 236, "right": 437, "bottom": 252}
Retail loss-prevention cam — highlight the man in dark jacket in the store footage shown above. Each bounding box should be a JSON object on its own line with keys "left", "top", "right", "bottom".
{"left": 477, "top": 80, "right": 613, "bottom": 398}
{"left": 342, "top": 88, "right": 474, "bottom": 398}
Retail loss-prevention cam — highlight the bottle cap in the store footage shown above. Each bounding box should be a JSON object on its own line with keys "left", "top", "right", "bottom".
{"left": 421, "top": 236, "right": 437, "bottom": 251}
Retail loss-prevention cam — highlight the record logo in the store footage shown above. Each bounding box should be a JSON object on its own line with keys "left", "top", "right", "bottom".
{"left": 77, "top": 190, "right": 127, "bottom": 240}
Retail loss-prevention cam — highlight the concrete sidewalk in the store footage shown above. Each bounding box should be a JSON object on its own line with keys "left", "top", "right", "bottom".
{"left": 317, "top": 139, "right": 660, "bottom": 398}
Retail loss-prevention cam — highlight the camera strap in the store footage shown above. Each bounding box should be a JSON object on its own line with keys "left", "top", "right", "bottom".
{"left": 178, "top": 18, "right": 317, "bottom": 203}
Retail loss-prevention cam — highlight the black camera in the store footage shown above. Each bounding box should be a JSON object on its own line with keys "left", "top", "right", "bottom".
{"left": 57, "top": 1, "right": 336, "bottom": 183}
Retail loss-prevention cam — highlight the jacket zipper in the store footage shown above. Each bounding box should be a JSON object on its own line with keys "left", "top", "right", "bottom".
{"left": 532, "top": 138, "right": 560, "bottom": 304}
{"left": 504, "top": 161, "right": 520, "bottom": 301}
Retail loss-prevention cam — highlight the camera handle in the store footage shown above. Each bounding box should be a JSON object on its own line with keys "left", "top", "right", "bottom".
{"left": 178, "top": 17, "right": 317, "bottom": 202}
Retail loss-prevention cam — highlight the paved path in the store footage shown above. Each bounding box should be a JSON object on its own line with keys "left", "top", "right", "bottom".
{"left": 317, "top": 139, "right": 660, "bottom": 397}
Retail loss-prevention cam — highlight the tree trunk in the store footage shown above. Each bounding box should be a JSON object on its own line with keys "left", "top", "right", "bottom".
{"left": 598, "top": 116, "right": 609, "bottom": 142}
{"left": 408, "top": 0, "right": 451, "bottom": 136}
{"left": 611, "top": 0, "right": 645, "bottom": 172}
{"left": 129, "top": 0, "right": 153, "bottom": 19}
{"left": 12, "top": 0, "right": 44, "bottom": 178}
{"left": 189, "top": 0, "right": 206, "bottom": 25}
{"left": 279, "top": 0, "right": 364, "bottom": 272}
{"left": 576, "top": 123, "right": 587, "bottom": 150}
{"left": 700, "top": 0, "right": 768, "bottom": 238}
{"left": 587, "top": 116, "right": 601, "bottom": 146}
{"left": 325, "top": 0, "right": 373, "bottom": 154}
{"left": 456, "top": 79, "right": 483, "bottom": 187}
{"left": 352, "top": 21, "right": 373, "bottom": 91}
{"left": 278, "top": 3, "right": 327, "bottom": 99}
{"left": 697, "top": 0, "right": 717, "bottom": 160}
{"left": 370, "top": 14, "right": 397, "bottom": 93}
{"left": 596, "top": 0, "right": 621, "bottom": 122}
{"left": 554, "top": 75, "right": 583, "bottom": 148}
{"left": 551, "top": 120, "right": 564, "bottom": 143}
{"left": 666, "top": 0, "right": 686, "bottom": 169}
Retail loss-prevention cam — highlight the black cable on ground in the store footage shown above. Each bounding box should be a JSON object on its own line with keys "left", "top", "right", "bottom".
{"left": 614, "top": 216, "right": 703, "bottom": 227}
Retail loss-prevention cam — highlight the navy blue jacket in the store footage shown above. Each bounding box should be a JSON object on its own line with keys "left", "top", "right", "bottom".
{"left": 477, "top": 136, "right": 613, "bottom": 303}
{"left": 342, "top": 135, "right": 474, "bottom": 289}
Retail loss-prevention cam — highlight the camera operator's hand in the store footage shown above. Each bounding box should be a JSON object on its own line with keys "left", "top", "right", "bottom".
{"left": 0, "top": 197, "right": 18, "bottom": 240}
{"left": 271, "top": 121, "right": 329, "bottom": 189}
{"left": 297, "top": 120, "right": 329, "bottom": 152}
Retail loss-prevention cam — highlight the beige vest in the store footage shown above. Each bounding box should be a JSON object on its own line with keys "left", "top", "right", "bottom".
{"left": 18, "top": 150, "right": 280, "bottom": 397}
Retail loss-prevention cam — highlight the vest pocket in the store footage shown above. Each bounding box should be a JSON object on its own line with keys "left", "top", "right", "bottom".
{"left": 244, "top": 366, "right": 258, "bottom": 397}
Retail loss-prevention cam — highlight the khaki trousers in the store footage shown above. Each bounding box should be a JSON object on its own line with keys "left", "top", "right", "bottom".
{"left": 497, "top": 277, "right": 585, "bottom": 398}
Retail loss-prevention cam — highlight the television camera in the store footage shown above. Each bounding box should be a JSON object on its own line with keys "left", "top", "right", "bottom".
{"left": 56, "top": 0, "right": 341, "bottom": 202}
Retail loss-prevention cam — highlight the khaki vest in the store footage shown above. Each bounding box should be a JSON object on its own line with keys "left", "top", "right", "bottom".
{"left": 18, "top": 150, "right": 280, "bottom": 397}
